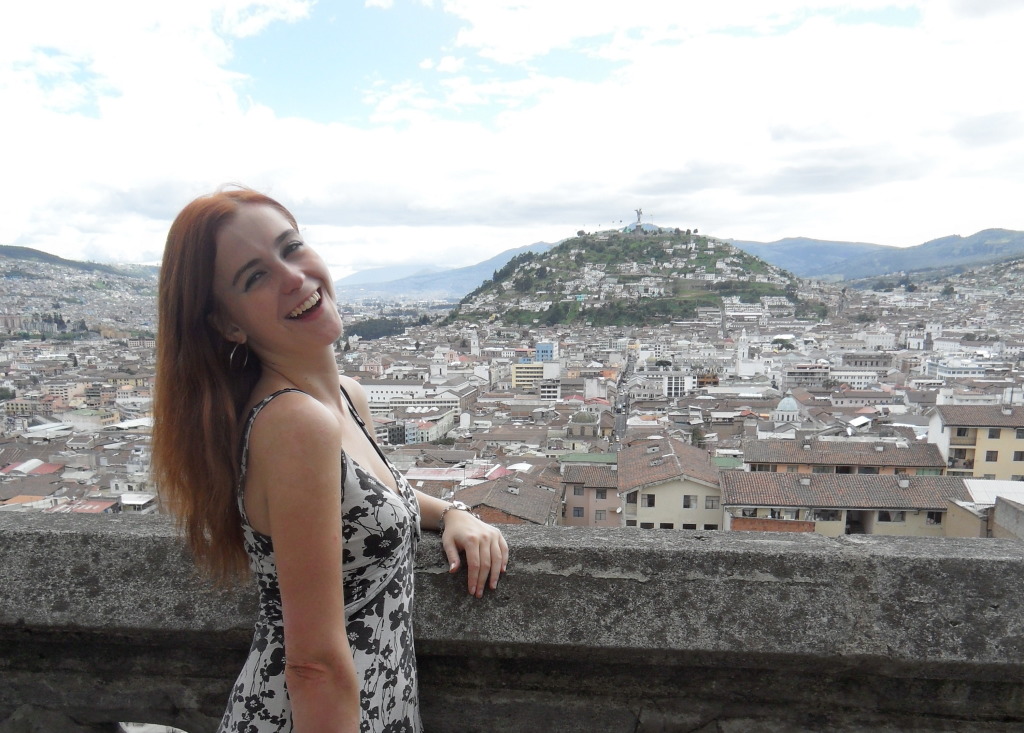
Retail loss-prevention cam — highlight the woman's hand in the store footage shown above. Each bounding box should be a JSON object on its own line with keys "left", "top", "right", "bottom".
{"left": 440, "top": 509, "right": 509, "bottom": 598}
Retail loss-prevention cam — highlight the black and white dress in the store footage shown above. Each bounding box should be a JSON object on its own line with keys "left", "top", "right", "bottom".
{"left": 218, "top": 387, "right": 423, "bottom": 733}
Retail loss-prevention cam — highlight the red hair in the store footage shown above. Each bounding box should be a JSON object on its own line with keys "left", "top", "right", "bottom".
{"left": 152, "top": 187, "right": 297, "bottom": 582}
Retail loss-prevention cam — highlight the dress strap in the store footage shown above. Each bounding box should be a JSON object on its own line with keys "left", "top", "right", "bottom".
{"left": 339, "top": 384, "right": 365, "bottom": 426}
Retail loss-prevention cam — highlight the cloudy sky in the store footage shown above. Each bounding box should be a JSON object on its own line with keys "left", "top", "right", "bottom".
{"left": 3, "top": 1, "right": 1023, "bottom": 280}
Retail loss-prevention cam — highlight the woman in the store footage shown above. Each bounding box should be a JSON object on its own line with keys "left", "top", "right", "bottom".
{"left": 152, "top": 187, "right": 508, "bottom": 732}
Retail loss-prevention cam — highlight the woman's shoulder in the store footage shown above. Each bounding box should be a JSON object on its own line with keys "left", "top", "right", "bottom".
{"left": 247, "top": 388, "right": 341, "bottom": 444}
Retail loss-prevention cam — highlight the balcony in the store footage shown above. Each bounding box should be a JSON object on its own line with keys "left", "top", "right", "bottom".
{"left": 2, "top": 513, "right": 1023, "bottom": 732}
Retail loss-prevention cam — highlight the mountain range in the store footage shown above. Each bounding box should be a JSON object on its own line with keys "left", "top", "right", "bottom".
{"left": 333, "top": 242, "right": 555, "bottom": 301}
{"left": 330, "top": 227, "right": 1024, "bottom": 302}
{"left": 4, "top": 226, "right": 1023, "bottom": 302}
{"left": 727, "top": 228, "right": 1024, "bottom": 281}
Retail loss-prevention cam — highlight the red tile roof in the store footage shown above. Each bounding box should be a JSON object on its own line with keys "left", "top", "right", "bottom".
{"left": 562, "top": 464, "right": 618, "bottom": 488}
{"left": 618, "top": 436, "right": 719, "bottom": 492}
{"left": 934, "top": 405, "right": 1024, "bottom": 428}
{"left": 741, "top": 439, "right": 944, "bottom": 468}
{"left": 720, "top": 471, "right": 969, "bottom": 510}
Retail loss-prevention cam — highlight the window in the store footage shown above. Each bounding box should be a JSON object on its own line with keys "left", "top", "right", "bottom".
{"left": 812, "top": 509, "right": 841, "bottom": 522}
{"left": 1017, "top": 428, "right": 1024, "bottom": 439}
{"left": 659, "top": 523, "right": 674, "bottom": 529}
{"left": 626, "top": 520, "right": 637, "bottom": 527}
{"left": 877, "top": 510, "right": 905, "bottom": 522}
{"left": 786, "top": 465, "right": 799, "bottom": 472}
{"left": 596, "top": 488, "right": 607, "bottom": 500}
{"left": 626, "top": 492, "right": 637, "bottom": 504}
{"left": 682, "top": 523, "right": 697, "bottom": 530}
{"left": 641, "top": 493, "right": 656, "bottom": 508}
{"left": 857, "top": 467, "right": 880, "bottom": 474}
{"left": 595, "top": 510, "right": 606, "bottom": 521}
{"left": 703, "top": 524, "right": 719, "bottom": 530}
{"left": 573, "top": 486, "right": 584, "bottom": 496}
{"left": 926, "top": 511, "right": 943, "bottom": 525}
{"left": 1014, "top": 451, "right": 1024, "bottom": 462}
{"left": 572, "top": 507, "right": 584, "bottom": 518}
{"left": 741, "top": 508, "right": 757, "bottom": 518}
{"left": 915, "top": 468, "right": 941, "bottom": 475}
{"left": 705, "top": 496, "right": 719, "bottom": 510}
{"left": 956, "top": 427, "right": 969, "bottom": 437}
{"left": 812, "top": 465, "right": 833, "bottom": 473}
{"left": 986, "top": 450, "right": 999, "bottom": 462}
{"left": 989, "top": 428, "right": 1001, "bottom": 439}
{"left": 682, "top": 494, "right": 698, "bottom": 508}
{"left": 640, "top": 522, "right": 655, "bottom": 529}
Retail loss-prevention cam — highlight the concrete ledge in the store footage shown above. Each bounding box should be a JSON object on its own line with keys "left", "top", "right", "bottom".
{"left": 2, "top": 514, "right": 1023, "bottom": 732}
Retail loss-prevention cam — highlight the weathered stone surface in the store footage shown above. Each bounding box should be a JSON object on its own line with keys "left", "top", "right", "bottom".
{"left": 2, "top": 514, "right": 1023, "bottom": 732}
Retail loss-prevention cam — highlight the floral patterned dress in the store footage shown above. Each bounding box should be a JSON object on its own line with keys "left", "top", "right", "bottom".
{"left": 218, "top": 387, "right": 422, "bottom": 733}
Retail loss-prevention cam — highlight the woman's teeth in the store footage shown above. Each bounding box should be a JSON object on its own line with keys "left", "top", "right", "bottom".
{"left": 288, "top": 290, "right": 321, "bottom": 318}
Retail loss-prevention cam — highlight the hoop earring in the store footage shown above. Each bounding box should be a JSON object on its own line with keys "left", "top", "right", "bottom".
{"left": 229, "top": 342, "right": 249, "bottom": 370}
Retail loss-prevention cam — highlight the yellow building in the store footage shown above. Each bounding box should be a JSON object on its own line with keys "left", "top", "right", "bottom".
{"left": 928, "top": 405, "right": 1024, "bottom": 480}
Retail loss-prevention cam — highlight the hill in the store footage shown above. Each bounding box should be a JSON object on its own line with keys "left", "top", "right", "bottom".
{"left": 728, "top": 229, "right": 1024, "bottom": 280}
{"left": 444, "top": 229, "right": 823, "bottom": 327}
{"left": 334, "top": 242, "right": 556, "bottom": 301}
{"left": 0, "top": 245, "right": 139, "bottom": 277}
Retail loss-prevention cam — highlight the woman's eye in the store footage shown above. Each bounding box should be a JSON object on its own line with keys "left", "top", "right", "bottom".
{"left": 244, "top": 272, "right": 265, "bottom": 291}
{"left": 284, "top": 241, "right": 303, "bottom": 256}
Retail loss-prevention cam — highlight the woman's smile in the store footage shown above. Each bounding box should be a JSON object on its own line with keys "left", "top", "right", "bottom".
{"left": 288, "top": 289, "right": 323, "bottom": 319}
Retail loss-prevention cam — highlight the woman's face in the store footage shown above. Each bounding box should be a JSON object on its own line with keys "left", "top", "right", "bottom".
{"left": 210, "top": 203, "right": 342, "bottom": 361}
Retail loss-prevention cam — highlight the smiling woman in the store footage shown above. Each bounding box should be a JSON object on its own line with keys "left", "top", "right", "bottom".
{"left": 151, "top": 186, "right": 508, "bottom": 733}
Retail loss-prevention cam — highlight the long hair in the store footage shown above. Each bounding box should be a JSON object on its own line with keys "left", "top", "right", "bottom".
{"left": 152, "top": 187, "right": 297, "bottom": 582}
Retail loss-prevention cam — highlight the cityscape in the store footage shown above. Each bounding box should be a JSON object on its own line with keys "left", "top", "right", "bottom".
{"left": 2, "top": 228, "right": 1023, "bottom": 542}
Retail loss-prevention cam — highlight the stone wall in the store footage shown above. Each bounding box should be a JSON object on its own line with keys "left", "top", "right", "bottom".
{"left": 994, "top": 496, "right": 1024, "bottom": 540}
{"left": 1, "top": 513, "right": 1023, "bottom": 732}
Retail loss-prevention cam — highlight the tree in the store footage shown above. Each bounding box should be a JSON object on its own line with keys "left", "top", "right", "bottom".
{"left": 941, "top": 284, "right": 956, "bottom": 297}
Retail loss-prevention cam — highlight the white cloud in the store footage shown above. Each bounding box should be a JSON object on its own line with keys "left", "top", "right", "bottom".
{"left": 1, "top": 0, "right": 1023, "bottom": 271}
{"left": 435, "top": 55, "right": 465, "bottom": 73}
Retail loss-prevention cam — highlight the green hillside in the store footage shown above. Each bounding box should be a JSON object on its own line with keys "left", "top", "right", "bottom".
{"left": 445, "top": 229, "right": 825, "bottom": 326}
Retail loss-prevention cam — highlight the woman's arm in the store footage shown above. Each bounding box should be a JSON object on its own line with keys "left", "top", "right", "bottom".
{"left": 247, "top": 393, "right": 359, "bottom": 733}
{"left": 339, "top": 375, "right": 509, "bottom": 598}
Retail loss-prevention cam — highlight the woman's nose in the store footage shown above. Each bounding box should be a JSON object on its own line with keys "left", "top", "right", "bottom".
{"left": 279, "top": 262, "right": 304, "bottom": 292}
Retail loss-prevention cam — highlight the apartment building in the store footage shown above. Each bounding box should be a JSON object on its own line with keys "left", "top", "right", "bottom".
{"left": 561, "top": 464, "right": 619, "bottom": 527}
{"left": 510, "top": 361, "right": 560, "bottom": 389}
{"left": 779, "top": 363, "right": 830, "bottom": 390}
{"left": 720, "top": 472, "right": 970, "bottom": 537}
{"left": 928, "top": 405, "right": 1024, "bottom": 480}
{"left": 618, "top": 436, "right": 721, "bottom": 530}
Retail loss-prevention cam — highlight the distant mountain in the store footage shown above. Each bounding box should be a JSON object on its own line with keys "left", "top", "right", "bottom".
{"left": 727, "top": 229, "right": 1024, "bottom": 280}
{"left": 335, "top": 264, "right": 448, "bottom": 286}
{"left": 0, "top": 245, "right": 133, "bottom": 277}
{"left": 725, "top": 237, "right": 892, "bottom": 279}
{"left": 334, "top": 242, "right": 557, "bottom": 301}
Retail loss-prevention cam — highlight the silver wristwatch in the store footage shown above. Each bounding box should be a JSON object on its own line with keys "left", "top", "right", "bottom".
{"left": 438, "top": 500, "right": 472, "bottom": 535}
